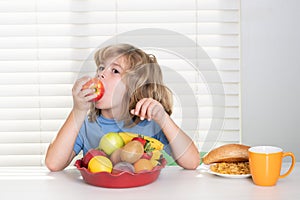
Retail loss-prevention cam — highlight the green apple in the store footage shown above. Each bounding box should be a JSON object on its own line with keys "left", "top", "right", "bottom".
{"left": 99, "top": 132, "right": 125, "bottom": 155}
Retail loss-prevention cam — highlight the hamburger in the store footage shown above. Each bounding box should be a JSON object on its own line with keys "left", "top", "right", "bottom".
{"left": 202, "top": 144, "right": 251, "bottom": 175}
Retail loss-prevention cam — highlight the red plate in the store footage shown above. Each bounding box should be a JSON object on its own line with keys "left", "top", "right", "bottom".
{"left": 75, "top": 158, "right": 166, "bottom": 188}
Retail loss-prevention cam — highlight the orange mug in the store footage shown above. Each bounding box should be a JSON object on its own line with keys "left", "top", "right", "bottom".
{"left": 248, "top": 146, "right": 295, "bottom": 186}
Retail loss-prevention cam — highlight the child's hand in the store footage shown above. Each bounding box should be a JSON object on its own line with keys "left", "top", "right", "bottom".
{"left": 131, "top": 98, "right": 167, "bottom": 124}
{"left": 72, "top": 76, "right": 97, "bottom": 112}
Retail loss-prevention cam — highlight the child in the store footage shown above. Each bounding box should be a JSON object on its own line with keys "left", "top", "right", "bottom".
{"left": 45, "top": 43, "right": 200, "bottom": 171}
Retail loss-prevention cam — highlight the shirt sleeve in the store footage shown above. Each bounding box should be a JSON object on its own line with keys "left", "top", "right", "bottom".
{"left": 73, "top": 121, "right": 86, "bottom": 155}
{"left": 73, "top": 135, "right": 83, "bottom": 155}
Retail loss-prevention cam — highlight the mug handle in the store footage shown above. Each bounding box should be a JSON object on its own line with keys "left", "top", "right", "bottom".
{"left": 279, "top": 152, "right": 295, "bottom": 179}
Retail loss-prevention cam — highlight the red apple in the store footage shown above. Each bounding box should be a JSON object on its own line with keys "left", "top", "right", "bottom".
{"left": 82, "top": 149, "right": 107, "bottom": 168}
{"left": 81, "top": 78, "right": 105, "bottom": 102}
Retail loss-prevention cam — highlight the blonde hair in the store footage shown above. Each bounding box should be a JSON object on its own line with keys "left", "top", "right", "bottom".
{"left": 89, "top": 43, "right": 173, "bottom": 127}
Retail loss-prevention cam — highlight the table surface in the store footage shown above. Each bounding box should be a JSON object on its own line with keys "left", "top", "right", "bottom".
{"left": 0, "top": 163, "right": 299, "bottom": 200}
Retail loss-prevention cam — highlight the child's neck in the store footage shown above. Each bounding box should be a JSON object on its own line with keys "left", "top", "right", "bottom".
{"left": 101, "top": 109, "right": 120, "bottom": 120}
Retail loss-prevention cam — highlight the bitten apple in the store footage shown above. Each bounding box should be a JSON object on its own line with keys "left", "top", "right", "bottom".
{"left": 81, "top": 78, "right": 105, "bottom": 102}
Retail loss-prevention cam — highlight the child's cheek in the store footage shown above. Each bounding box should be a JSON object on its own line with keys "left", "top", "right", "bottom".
{"left": 113, "top": 81, "right": 126, "bottom": 97}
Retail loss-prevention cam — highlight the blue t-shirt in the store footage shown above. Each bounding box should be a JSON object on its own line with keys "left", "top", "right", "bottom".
{"left": 73, "top": 115, "right": 171, "bottom": 156}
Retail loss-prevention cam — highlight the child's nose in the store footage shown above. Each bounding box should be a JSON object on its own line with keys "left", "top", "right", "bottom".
{"left": 97, "top": 69, "right": 106, "bottom": 79}
{"left": 97, "top": 73, "right": 105, "bottom": 80}
{"left": 98, "top": 73, "right": 105, "bottom": 79}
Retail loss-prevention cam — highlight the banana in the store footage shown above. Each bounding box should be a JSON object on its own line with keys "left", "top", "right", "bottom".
{"left": 150, "top": 150, "right": 163, "bottom": 167}
{"left": 150, "top": 159, "right": 160, "bottom": 167}
{"left": 118, "top": 132, "right": 136, "bottom": 144}
{"left": 151, "top": 150, "right": 162, "bottom": 160}
{"left": 144, "top": 136, "right": 164, "bottom": 151}
{"left": 118, "top": 132, "right": 164, "bottom": 150}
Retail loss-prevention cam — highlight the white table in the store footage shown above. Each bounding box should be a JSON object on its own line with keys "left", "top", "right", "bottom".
{"left": 1, "top": 163, "right": 299, "bottom": 200}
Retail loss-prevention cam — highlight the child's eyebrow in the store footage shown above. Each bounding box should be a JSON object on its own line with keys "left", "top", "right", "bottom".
{"left": 111, "top": 62, "right": 124, "bottom": 70}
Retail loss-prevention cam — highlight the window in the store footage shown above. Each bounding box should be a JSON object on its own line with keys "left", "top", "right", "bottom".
{"left": 0, "top": 0, "right": 240, "bottom": 166}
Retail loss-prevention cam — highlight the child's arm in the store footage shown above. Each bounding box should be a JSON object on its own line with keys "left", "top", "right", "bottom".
{"left": 131, "top": 98, "right": 200, "bottom": 170}
{"left": 45, "top": 76, "right": 96, "bottom": 171}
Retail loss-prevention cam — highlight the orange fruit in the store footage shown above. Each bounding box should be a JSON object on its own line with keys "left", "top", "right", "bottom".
{"left": 88, "top": 156, "right": 113, "bottom": 173}
{"left": 134, "top": 158, "right": 153, "bottom": 173}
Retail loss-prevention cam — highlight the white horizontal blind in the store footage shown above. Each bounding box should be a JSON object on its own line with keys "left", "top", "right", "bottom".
{"left": 0, "top": 0, "right": 240, "bottom": 166}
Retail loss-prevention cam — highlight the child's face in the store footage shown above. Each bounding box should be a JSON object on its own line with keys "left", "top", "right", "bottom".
{"left": 94, "top": 56, "right": 127, "bottom": 114}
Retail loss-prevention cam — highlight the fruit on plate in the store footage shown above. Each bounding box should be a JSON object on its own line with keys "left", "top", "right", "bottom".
{"left": 82, "top": 149, "right": 107, "bottom": 168}
{"left": 81, "top": 78, "right": 105, "bottom": 102}
{"left": 81, "top": 132, "right": 165, "bottom": 175}
{"left": 109, "top": 148, "right": 122, "bottom": 165}
{"left": 141, "top": 152, "right": 153, "bottom": 160}
{"left": 120, "top": 140, "right": 144, "bottom": 163}
{"left": 151, "top": 150, "right": 162, "bottom": 166}
{"left": 112, "top": 162, "right": 135, "bottom": 174}
{"left": 118, "top": 132, "right": 164, "bottom": 150}
{"left": 132, "top": 136, "right": 147, "bottom": 146}
{"left": 88, "top": 155, "right": 113, "bottom": 173}
{"left": 99, "top": 132, "right": 125, "bottom": 155}
{"left": 151, "top": 149, "right": 162, "bottom": 160}
{"left": 150, "top": 159, "right": 160, "bottom": 167}
{"left": 134, "top": 158, "right": 153, "bottom": 173}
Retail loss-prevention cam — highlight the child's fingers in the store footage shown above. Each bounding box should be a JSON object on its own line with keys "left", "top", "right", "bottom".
{"left": 80, "top": 87, "right": 96, "bottom": 98}
{"left": 78, "top": 88, "right": 91, "bottom": 98}
{"left": 139, "top": 99, "right": 153, "bottom": 120}
{"left": 130, "top": 109, "right": 135, "bottom": 115}
{"left": 85, "top": 93, "right": 97, "bottom": 102}
{"left": 145, "top": 101, "right": 159, "bottom": 121}
{"left": 73, "top": 76, "right": 91, "bottom": 94}
{"left": 133, "top": 98, "right": 147, "bottom": 117}
{"left": 132, "top": 98, "right": 163, "bottom": 121}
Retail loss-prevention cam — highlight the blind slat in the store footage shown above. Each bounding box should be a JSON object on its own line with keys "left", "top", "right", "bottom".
{"left": 0, "top": 97, "right": 73, "bottom": 108}
{"left": 0, "top": 47, "right": 238, "bottom": 59}
{"left": 0, "top": 59, "right": 239, "bottom": 72}
{"left": 0, "top": 35, "right": 239, "bottom": 49}
{"left": 0, "top": 131, "right": 55, "bottom": 143}
{"left": 0, "top": 24, "right": 117, "bottom": 37}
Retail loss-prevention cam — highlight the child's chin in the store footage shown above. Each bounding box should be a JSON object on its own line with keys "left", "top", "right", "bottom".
{"left": 94, "top": 102, "right": 102, "bottom": 109}
{"left": 93, "top": 100, "right": 103, "bottom": 108}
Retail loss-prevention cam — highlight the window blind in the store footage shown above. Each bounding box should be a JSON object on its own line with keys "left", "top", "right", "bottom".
{"left": 0, "top": 0, "right": 240, "bottom": 166}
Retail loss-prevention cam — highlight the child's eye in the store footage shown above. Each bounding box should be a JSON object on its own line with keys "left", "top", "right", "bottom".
{"left": 112, "top": 68, "right": 120, "bottom": 74}
{"left": 98, "top": 65, "right": 105, "bottom": 71}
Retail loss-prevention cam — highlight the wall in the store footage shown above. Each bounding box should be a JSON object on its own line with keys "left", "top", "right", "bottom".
{"left": 241, "top": 0, "right": 300, "bottom": 159}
